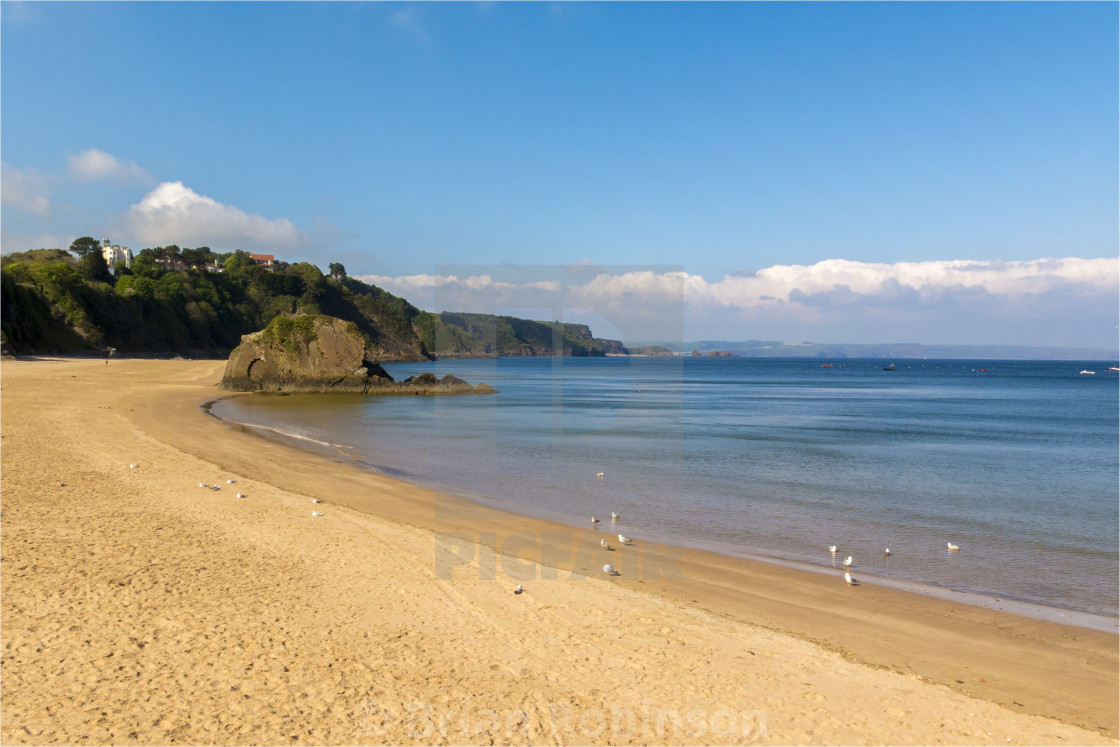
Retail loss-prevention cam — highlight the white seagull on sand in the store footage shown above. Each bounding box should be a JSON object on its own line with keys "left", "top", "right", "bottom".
{"left": 312, "top": 510, "right": 324, "bottom": 517}
{"left": 842, "top": 556, "right": 853, "bottom": 567}
{"left": 603, "top": 564, "right": 617, "bottom": 575}
{"left": 199, "top": 483, "right": 209, "bottom": 488}
{"left": 828, "top": 545, "right": 837, "bottom": 554}
{"left": 129, "top": 464, "right": 139, "bottom": 469}
{"left": 236, "top": 493, "right": 247, "bottom": 499}
{"left": 596, "top": 472, "right": 604, "bottom": 479}
{"left": 618, "top": 534, "right": 631, "bottom": 545}
{"left": 947, "top": 542, "right": 960, "bottom": 551}
{"left": 312, "top": 498, "right": 323, "bottom": 504}
{"left": 227, "top": 479, "right": 237, "bottom": 484}
{"left": 514, "top": 585, "right": 523, "bottom": 594}
{"left": 601, "top": 538, "right": 612, "bottom": 550}
{"left": 591, "top": 516, "right": 600, "bottom": 523}
{"left": 844, "top": 570, "right": 855, "bottom": 585}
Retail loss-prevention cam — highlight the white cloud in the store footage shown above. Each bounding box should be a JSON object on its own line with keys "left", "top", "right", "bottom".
{"left": 1, "top": 161, "right": 51, "bottom": 217}
{"left": 356, "top": 257, "right": 1119, "bottom": 347}
{"left": 677, "top": 257, "right": 1119, "bottom": 313}
{"left": 126, "top": 181, "right": 312, "bottom": 251}
{"left": 68, "top": 148, "right": 152, "bottom": 184}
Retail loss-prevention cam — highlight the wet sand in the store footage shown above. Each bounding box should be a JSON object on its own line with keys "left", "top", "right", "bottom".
{"left": 1, "top": 357, "right": 1116, "bottom": 745}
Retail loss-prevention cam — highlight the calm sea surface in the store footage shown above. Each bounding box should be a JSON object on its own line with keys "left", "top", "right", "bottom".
{"left": 210, "top": 358, "right": 1119, "bottom": 621}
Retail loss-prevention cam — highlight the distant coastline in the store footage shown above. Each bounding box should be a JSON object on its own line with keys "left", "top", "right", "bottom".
{"left": 626, "top": 339, "right": 1120, "bottom": 361}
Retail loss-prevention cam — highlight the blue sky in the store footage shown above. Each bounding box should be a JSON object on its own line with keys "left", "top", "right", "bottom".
{"left": 2, "top": 2, "right": 1117, "bottom": 348}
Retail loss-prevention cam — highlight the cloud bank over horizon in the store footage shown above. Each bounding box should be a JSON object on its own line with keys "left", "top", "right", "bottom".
{"left": 356, "top": 257, "right": 1119, "bottom": 349}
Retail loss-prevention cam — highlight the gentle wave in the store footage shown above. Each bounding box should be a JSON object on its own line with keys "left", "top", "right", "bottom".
{"left": 205, "top": 405, "right": 352, "bottom": 451}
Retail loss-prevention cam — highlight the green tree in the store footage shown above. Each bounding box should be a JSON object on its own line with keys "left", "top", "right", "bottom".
{"left": 223, "top": 250, "right": 253, "bottom": 275}
{"left": 68, "top": 236, "right": 102, "bottom": 259}
{"left": 130, "top": 252, "right": 159, "bottom": 278}
{"left": 150, "top": 245, "right": 182, "bottom": 262}
{"left": 329, "top": 262, "right": 347, "bottom": 280}
{"left": 82, "top": 246, "right": 113, "bottom": 283}
{"left": 181, "top": 247, "right": 213, "bottom": 269}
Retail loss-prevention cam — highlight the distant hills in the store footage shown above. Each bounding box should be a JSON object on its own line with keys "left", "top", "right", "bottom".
{"left": 633, "top": 339, "right": 1119, "bottom": 361}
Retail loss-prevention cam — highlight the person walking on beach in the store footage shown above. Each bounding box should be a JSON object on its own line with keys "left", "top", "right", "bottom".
{"left": 106, "top": 346, "right": 115, "bottom": 365}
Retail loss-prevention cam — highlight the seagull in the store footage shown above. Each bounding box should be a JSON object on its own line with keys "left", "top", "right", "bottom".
{"left": 514, "top": 585, "right": 523, "bottom": 594}
{"left": 610, "top": 511, "right": 621, "bottom": 520}
{"left": 842, "top": 556, "right": 853, "bottom": 567}
{"left": 884, "top": 548, "right": 891, "bottom": 556}
{"left": 312, "top": 510, "right": 324, "bottom": 517}
{"left": 236, "top": 493, "right": 247, "bottom": 499}
{"left": 844, "top": 570, "right": 855, "bottom": 585}
{"left": 311, "top": 498, "right": 323, "bottom": 504}
{"left": 591, "top": 516, "right": 600, "bottom": 523}
{"left": 618, "top": 534, "right": 631, "bottom": 544}
{"left": 198, "top": 483, "right": 209, "bottom": 488}
{"left": 227, "top": 479, "right": 237, "bottom": 484}
{"left": 947, "top": 542, "right": 960, "bottom": 551}
{"left": 603, "top": 564, "right": 617, "bottom": 575}
{"left": 596, "top": 472, "right": 604, "bottom": 479}
{"left": 210, "top": 486, "right": 221, "bottom": 491}
{"left": 601, "top": 538, "right": 613, "bottom": 551}
{"left": 59, "top": 482, "right": 66, "bottom": 487}
{"left": 129, "top": 464, "right": 139, "bottom": 469}
{"left": 828, "top": 545, "right": 838, "bottom": 554}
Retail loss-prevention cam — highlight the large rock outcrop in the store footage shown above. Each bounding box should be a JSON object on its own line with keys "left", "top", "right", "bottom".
{"left": 221, "top": 314, "right": 495, "bottom": 395}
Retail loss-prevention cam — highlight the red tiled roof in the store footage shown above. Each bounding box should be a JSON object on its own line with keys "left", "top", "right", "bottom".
{"left": 249, "top": 253, "right": 275, "bottom": 261}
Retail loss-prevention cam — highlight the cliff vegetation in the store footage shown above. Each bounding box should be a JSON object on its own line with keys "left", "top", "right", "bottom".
{"left": 0, "top": 244, "right": 627, "bottom": 359}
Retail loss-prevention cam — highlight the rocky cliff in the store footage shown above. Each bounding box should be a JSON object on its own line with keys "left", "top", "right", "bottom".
{"left": 221, "top": 314, "right": 495, "bottom": 395}
{"left": 416, "top": 312, "right": 628, "bottom": 358}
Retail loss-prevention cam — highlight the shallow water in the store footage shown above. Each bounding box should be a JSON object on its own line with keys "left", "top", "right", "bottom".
{"left": 211, "top": 357, "right": 1119, "bottom": 621}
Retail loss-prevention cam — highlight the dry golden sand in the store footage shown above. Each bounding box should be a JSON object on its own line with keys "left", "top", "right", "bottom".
{"left": 1, "top": 357, "right": 1116, "bottom": 746}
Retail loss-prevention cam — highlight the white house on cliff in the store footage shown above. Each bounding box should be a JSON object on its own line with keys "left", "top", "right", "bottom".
{"left": 100, "top": 238, "right": 133, "bottom": 271}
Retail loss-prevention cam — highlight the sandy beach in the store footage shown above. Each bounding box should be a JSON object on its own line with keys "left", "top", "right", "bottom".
{"left": 1, "top": 357, "right": 1116, "bottom": 745}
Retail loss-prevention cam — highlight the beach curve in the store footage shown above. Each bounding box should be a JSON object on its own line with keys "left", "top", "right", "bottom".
{"left": 1, "top": 357, "right": 1116, "bottom": 745}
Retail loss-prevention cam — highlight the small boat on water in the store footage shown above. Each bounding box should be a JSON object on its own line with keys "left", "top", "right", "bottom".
{"left": 883, "top": 363, "right": 897, "bottom": 371}
{"left": 1109, "top": 367, "right": 1120, "bottom": 373}
{"left": 820, "top": 364, "right": 833, "bottom": 368}
{"left": 1080, "top": 370, "right": 1096, "bottom": 375}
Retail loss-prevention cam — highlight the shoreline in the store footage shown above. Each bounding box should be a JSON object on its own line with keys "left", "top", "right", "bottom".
{"left": 112, "top": 361, "right": 1120, "bottom": 730}
{"left": 3, "top": 357, "right": 1117, "bottom": 744}
{"left": 207, "top": 388, "right": 1119, "bottom": 633}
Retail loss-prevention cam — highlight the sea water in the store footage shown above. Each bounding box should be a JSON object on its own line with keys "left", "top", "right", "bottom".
{"left": 210, "top": 358, "right": 1119, "bottom": 622}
